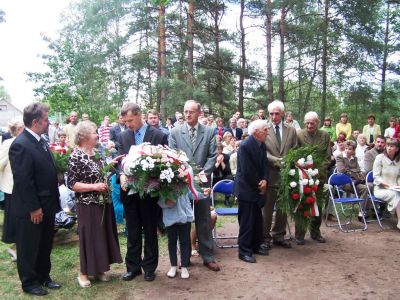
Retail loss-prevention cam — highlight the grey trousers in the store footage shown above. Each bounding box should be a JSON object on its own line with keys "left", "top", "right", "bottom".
{"left": 193, "top": 197, "right": 215, "bottom": 263}
{"left": 262, "top": 186, "right": 287, "bottom": 242}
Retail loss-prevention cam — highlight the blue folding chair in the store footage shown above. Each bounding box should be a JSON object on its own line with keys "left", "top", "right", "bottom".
{"left": 325, "top": 173, "right": 368, "bottom": 232}
{"left": 366, "top": 171, "right": 387, "bottom": 229}
{"left": 211, "top": 179, "right": 238, "bottom": 248}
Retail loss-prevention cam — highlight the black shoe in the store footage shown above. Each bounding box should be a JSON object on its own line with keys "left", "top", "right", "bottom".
{"left": 260, "top": 242, "right": 271, "bottom": 250}
{"left": 43, "top": 280, "right": 61, "bottom": 289}
{"left": 358, "top": 213, "right": 369, "bottom": 222}
{"left": 238, "top": 254, "right": 256, "bottom": 263}
{"left": 295, "top": 238, "right": 305, "bottom": 245}
{"left": 253, "top": 248, "right": 269, "bottom": 256}
{"left": 24, "top": 286, "right": 48, "bottom": 296}
{"left": 122, "top": 270, "right": 142, "bottom": 281}
{"left": 273, "top": 239, "right": 292, "bottom": 248}
{"left": 311, "top": 235, "right": 326, "bottom": 243}
{"left": 144, "top": 272, "right": 156, "bottom": 281}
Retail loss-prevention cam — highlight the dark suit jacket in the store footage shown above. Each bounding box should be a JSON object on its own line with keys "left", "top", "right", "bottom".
{"left": 9, "top": 129, "right": 60, "bottom": 218}
{"left": 118, "top": 125, "right": 168, "bottom": 202}
{"left": 110, "top": 125, "right": 126, "bottom": 150}
{"left": 234, "top": 135, "right": 269, "bottom": 207}
{"left": 225, "top": 127, "right": 243, "bottom": 140}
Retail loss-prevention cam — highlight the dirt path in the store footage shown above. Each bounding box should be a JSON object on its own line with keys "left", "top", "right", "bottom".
{"left": 117, "top": 220, "right": 400, "bottom": 300}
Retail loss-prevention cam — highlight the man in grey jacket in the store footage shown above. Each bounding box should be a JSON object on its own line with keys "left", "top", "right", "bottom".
{"left": 168, "top": 100, "right": 220, "bottom": 272}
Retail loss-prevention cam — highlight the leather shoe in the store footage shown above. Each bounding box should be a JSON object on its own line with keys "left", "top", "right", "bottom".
{"left": 203, "top": 261, "right": 220, "bottom": 272}
{"left": 311, "top": 235, "right": 326, "bottom": 243}
{"left": 295, "top": 238, "right": 305, "bottom": 245}
{"left": 144, "top": 272, "right": 156, "bottom": 281}
{"left": 122, "top": 270, "right": 142, "bottom": 281}
{"left": 24, "top": 286, "right": 48, "bottom": 296}
{"left": 260, "top": 242, "right": 271, "bottom": 250}
{"left": 253, "top": 248, "right": 269, "bottom": 256}
{"left": 273, "top": 239, "right": 292, "bottom": 248}
{"left": 238, "top": 254, "right": 256, "bottom": 263}
{"left": 43, "top": 280, "right": 61, "bottom": 289}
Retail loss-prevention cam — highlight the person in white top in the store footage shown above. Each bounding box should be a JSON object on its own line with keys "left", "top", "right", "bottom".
{"left": 355, "top": 134, "right": 368, "bottom": 172}
{"left": 384, "top": 116, "right": 397, "bottom": 139}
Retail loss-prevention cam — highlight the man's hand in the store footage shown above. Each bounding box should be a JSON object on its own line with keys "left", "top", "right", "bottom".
{"left": 258, "top": 179, "right": 267, "bottom": 195}
{"left": 120, "top": 174, "right": 128, "bottom": 191}
{"left": 30, "top": 208, "right": 43, "bottom": 224}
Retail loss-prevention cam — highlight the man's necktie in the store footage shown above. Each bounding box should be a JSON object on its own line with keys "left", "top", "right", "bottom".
{"left": 135, "top": 131, "right": 142, "bottom": 145}
{"left": 190, "top": 127, "right": 196, "bottom": 146}
{"left": 275, "top": 125, "right": 281, "bottom": 148}
{"left": 39, "top": 138, "right": 48, "bottom": 152}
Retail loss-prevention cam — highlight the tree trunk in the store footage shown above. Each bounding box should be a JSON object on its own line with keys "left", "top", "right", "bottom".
{"left": 158, "top": 3, "right": 167, "bottom": 120}
{"left": 321, "top": 0, "right": 329, "bottom": 122}
{"left": 238, "top": 0, "right": 246, "bottom": 116}
{"left": 379, "top": 1, "right": 390, "bottom": 116}
{"left": 266, "top": 0, "right": 274, "bottom": 102}
{"left": 214, "top": 4, "right": 223, "bottom": 106}
{"left": 278, "top": 5, "right": 286, "bottom": 103}
{"left": 145, "top": 2, "right": 153, "bottom": 107}
{"left": 187, "top": 0, "right": 195, "bottom": 89}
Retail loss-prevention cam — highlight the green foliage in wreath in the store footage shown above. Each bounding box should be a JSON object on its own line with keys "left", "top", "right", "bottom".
{"left": 277, "top": 146, "right": 328, "bottom": 231}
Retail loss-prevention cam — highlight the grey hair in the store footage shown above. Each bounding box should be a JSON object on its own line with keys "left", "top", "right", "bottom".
{"left": 74, "top": 121, "right": 97, "bottom": 146}
{"left": 248, "top": 119, "right": 268, "bottom": 135}
{"left": 267, "top": 100, "right": 285, "bottom": 113}
{"left": 357, "top": 133, "right": 367, "bottom": 144}
{"left": 184, "top": 100, "right": 201, "bottom": 112}
{"left": 304, "top": 111, "right": 319, "bottom": 122}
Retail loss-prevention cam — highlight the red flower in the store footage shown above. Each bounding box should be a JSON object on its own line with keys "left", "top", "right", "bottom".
{"left": 303, "top": 186, "right": 312, "bottom": 194}
{"left": 305, "top": 163, "right": 313, "bottom": 168}
{"left": 298, "top": 204, "right": 303, "bottom": 209}
{"left": 312, "top": 185, "right": 318, "bottom": 192}
{"left": 291, "top": 193, "right": 300, "bottom": 200}
{"left": 305, "top": 196, "right": 316, "bottom": 204}
{"left": 304, "top": 211, "right": 309, "bottom": 217}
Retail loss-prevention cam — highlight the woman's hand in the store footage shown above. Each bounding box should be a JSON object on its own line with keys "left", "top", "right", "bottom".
{"left": 95, "top": 182, "right": 108, "bottom": 193}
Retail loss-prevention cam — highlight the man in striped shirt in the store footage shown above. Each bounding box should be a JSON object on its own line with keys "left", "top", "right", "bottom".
{"left": 98, "top": 116, "right": 113, "bottom": 144}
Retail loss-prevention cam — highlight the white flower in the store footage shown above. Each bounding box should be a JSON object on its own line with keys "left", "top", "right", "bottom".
{"left": 290, "top": 181, "right": 297, "bottom": 188}
{"left": 302, "top": 179, "right": 309, "bottom": 185}
{"left": 307, "top": 155, "right": 313, "bottom": 161}
{"left": 297, "top": 158, "right": 305, "bottom": 166}
{"left": 289, "top": 169, "right": 296, "bottom": 176}
{"left": 313, "top": 169, "right": 319, "bottom": 175}
{"left": 166, "top": 162, "right": 171, "bottom": 167}
{"left": 308, "top": 179, "right": 314, "bottom": 186}
{"left": 307, "top": 168, "right": 313, "bottom": 175}
{"left": 315, "top": 179, "right": 320, "bottom": 186}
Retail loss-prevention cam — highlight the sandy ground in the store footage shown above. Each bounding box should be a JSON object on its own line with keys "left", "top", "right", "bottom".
{"left": 114, "top": 219, "right": 400, "bottom": 300}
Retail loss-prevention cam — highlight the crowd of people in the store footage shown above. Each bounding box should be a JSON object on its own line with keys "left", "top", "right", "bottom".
{"left": 0, "top": 100, "right": 399, "bottom": 296}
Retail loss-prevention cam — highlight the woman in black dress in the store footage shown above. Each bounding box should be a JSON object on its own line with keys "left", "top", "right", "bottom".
{"left": 67, "top": 121, "right": 122, "bottom": 288}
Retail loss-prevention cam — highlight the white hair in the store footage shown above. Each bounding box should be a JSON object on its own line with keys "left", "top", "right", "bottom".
{"left": 267, "top": 100, "right": 285, "bottom": 113}
{"left": 248, "top": 119, "right": 268, "bottom": 135}
{"left": 304, "top": 111, "right": 319, "bottom": 122}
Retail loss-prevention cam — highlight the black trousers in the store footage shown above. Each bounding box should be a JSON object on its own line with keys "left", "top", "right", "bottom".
{"left": 16, "top": 215, "right": 55, "bottom": 291}
{"left": 123, "top": 195, "right": 158, "bottom": 273}
{"left": 238, "top": 201, "right": 263, "bottom": 257}
{"left": 295, "top": 211, "right": 322, "bottom": 239}
{"left": 166, "top": 223, "right": 191, "bottom": 267}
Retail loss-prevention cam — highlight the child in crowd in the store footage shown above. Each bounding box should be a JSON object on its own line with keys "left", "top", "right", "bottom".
{"left": 158, "top": 188, "right": 211, "bottom": 279}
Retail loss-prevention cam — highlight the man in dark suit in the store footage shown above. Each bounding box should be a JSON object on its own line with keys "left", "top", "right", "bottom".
{"left": 110, "top": 114, "right": 127, "bottom": 150}
{"left": 169, "top": 100, "right": 220, "bottom": 272}
{"left": 235, "top": 119, "right": 269, "bottom": 263}
{"left": 225, "top": 117, "right": 243, "bottom": 140}
{"left": 118, "top": 103, "right": 168, "bottom": 282}
{"left": 9, "top": 103, "right": 61, "bottom": 296}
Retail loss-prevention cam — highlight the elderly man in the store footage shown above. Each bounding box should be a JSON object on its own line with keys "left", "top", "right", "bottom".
{"left": 63, "top": 111, "right": 78, "bottom": 147}
{"left": 110, "top": 114, "right": 127, "bottom": 151}
{"left": 169, "top": 100, "right": 220, "bottom": 272}
{"left": 295, "top": 112, "right": 331, "bottom": 245}
{"left": 235, "top": 119, "right": 269, "bottom": 263}
{"left": 263, "top": 100, "right": 297, "bottom": 249}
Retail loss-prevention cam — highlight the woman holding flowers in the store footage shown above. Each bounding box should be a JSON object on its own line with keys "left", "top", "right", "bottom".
{"left": 67, "top": 121, "right": 122, "bottom": 288}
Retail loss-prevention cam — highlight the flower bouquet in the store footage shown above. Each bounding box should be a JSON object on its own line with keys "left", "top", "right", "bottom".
{"left": 277, "top": 146, "right": 327, "bottom": 230}
{"left": 49, "top": 145, "right": 71, "bottom": 174}
{"left": 121, "top": 143, "right": 205, "bottom": 203}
